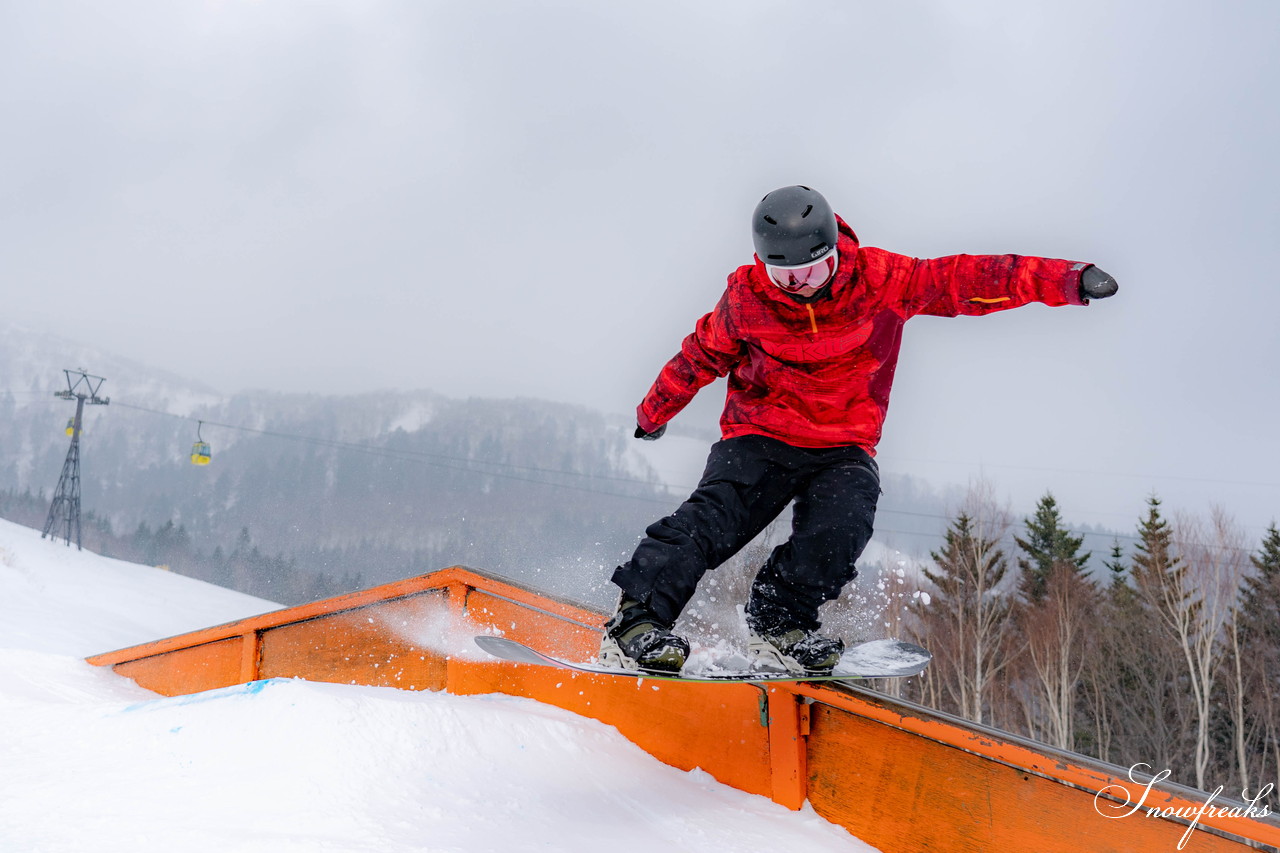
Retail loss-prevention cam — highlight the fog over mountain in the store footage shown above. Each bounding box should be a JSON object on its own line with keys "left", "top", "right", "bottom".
{"left": 15, "top": 316, "right": 1238, "bottom": 631}
{"left": 2, "top": 325, "right": 990, "bottom": 608}
{"left": 5, "top": 1, "right": 1277, "bottom": 542}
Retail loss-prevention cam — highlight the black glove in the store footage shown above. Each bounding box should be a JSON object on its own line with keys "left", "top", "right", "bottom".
{"left": 634, "top": 422, "right": 667, "bottom": 441}
{"left": 1080, "top": 265, "right": 1119, "bottom": 301}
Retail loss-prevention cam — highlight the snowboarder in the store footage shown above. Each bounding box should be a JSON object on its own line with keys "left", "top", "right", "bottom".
{"left": 600, "top": 185, "right": 1119, "bottom": 675}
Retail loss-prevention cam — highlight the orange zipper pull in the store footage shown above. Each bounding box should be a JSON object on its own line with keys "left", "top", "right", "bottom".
{"left": 806, "top": 304, "right": 819, "bottom": 334}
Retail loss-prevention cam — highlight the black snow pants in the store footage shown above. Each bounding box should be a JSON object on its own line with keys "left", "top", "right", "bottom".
{"left": 610, "top": 434, "right": 880, "bottom": 633}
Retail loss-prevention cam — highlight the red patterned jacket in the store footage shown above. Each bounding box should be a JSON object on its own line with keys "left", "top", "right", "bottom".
{"left": 637, "top": 217, "right": 1089, "bottom": 452}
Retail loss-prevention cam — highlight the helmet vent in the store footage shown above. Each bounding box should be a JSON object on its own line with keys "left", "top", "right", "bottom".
{"left": 767, "top": 254, "right": 786, "bottom": 260}
{"left": 763, "top": 215, "right": 778, "bottom": 225}
{"left": 802, "top": 205, "right": 813, "bottom": 218}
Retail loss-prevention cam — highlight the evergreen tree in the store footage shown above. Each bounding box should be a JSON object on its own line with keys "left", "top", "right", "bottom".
{"left": 1011, "top": 495, "right": 1098, "bottom": 752}
{"left": 1130, "top": 495, "right": 1189, "bottom": 611}
{"left": 1242, "top": 523, "right": 1280, "bottom": 633}
{"left": 1237, "top": 523, "right": 1280, "bottom": 794}
{"left": 149, "top": 520, "right": 193, "bottom": 568}
{"left": 209, "top": 545, "right": 232, "bottom": 589}
{"left": 131, "top": 521, "right": 154, "bottom": 564}
{"left": 1128, "top": 495, "right": 1237, "bottom": 788}
{"left": 1107, "top": 496, "right": 1194, "bottom": 777}
{"left": 1103, "top": 539, "right": 1127, "bottom": 593}
{"left": 1078, "top": 537, "right": 1130, "bottom": 760}
{"left": 1014, "top": 492, "right": 1090, "bottom": 604}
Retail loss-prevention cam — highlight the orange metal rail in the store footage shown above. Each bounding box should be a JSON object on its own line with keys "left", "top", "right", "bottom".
{"left": 88, "top": 566, "right": 1279, "bottom": 853}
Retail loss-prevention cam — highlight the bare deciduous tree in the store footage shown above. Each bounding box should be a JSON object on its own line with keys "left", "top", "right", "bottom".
{"left": 1019, "top": 560, "right": 1099, "bottom": 750}
{"left": 1132, "top": 501, "right": 1251, "bottom": 790}
{"left": 914, "top": 482, "right": 1017, "bottom": 726}
{"left": 1086, "top": 498, "right": 1192, "bottom": 775}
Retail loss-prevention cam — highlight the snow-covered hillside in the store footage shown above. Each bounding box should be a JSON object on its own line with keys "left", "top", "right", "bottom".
{"left": 0, "top": 518, "right": 875, "bottom": 852}
{"left": 0, "top": 519, "right": 280, "bottom": 656}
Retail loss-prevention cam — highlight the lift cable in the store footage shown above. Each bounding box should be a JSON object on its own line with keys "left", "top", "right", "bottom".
{"left": 69, "top": 399, "right": 1279, "bottom": 555}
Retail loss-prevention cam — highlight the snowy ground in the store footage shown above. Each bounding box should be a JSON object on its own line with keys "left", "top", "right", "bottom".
{"left": 0, "top": 518, "right": 876, "bottom": 852}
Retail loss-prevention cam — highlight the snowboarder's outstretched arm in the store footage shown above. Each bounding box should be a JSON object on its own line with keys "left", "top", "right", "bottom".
{"left": 888, "top": 253, "right": 1117, "bottom": 319}
{"left": 635, "top": 292, "right": 744, "bottom": 437}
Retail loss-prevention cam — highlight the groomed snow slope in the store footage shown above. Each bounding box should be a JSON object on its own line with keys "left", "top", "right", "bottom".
{"left": 0, "top": 518, "right": 876, "bottom": 852}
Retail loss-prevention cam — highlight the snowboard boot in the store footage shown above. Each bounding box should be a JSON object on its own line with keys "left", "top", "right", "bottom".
{"left": 747, "top": 623, "right": 845, "bottom": 675}
{"left": 599, "top": 598, "right": 689, "bottom": 675}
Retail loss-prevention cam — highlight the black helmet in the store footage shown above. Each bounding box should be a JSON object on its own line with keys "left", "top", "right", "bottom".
{"left": 751, "top": 185, "right": 838, "bottom": 266}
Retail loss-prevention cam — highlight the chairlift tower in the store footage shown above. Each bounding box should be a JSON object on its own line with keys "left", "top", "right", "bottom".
{"left": 42, "top": 369, "right": 109, "bottom": 550}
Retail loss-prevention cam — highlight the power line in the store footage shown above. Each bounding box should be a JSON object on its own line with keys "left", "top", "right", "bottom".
{"left": 878, "top": 452, "right": 1280, "bottom": 492}
{"left": 107, "top": 403, "right": 970, "bottom": 537}
{"left": 102, "top": 398, "right": 1275, "bottom": 557}
{"left": 18, "top": 391, "right": 1279, "bottom": 495}
{"left": 110, "top": 400, "right": 680, "bottom": 506}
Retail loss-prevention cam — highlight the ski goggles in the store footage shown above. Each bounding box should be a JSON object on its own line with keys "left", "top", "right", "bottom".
{"left": 765, "top": 251, "right": 839, "bottom": 293}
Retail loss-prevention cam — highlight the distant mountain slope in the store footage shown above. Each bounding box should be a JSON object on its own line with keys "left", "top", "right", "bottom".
{"left": 1, "top": 324, "right": 961, "bottom": 609}
{"left": 0, "top": 325, "right": 676, "bottom": 604}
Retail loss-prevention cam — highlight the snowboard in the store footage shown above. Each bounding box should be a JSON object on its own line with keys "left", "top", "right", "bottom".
{"left": 473, "top": 634, "right": 931, "bottom": 683}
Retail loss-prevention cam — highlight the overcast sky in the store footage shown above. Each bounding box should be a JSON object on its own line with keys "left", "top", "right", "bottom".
{"left": 3, "top": 1, "right": 1278, "bottom": 539}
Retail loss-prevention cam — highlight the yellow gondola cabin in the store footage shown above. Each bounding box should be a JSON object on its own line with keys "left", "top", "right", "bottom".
{"left": 190, "top": 421, "right": 212, "bottom": 465}
{"left": 190, "top": 441, "right": 212, "bottom": 465}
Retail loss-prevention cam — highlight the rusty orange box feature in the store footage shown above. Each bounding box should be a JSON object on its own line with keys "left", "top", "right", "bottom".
{"left": 87, "top": 566, "right": 1280, "bottom": 853}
